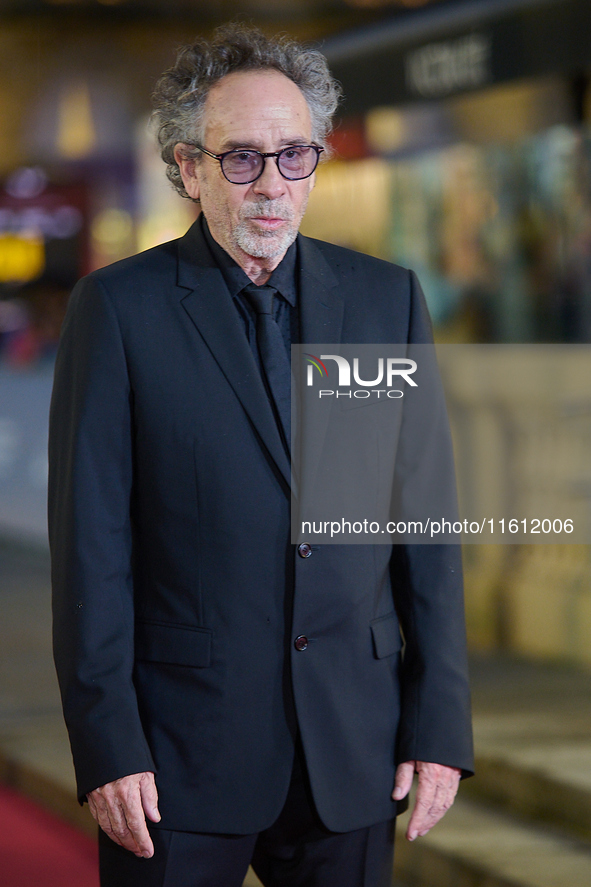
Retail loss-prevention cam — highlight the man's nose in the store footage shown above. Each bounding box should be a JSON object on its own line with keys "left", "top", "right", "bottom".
{"left": 252, "top": 157, "right": 287, "bottom": 198}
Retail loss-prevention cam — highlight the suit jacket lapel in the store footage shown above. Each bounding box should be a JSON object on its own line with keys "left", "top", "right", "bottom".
{"left": 296, "top": 237, "right": 344, "bottom": 516}
{"left": 177, "top": 220, "right": 291, "bottom": 489}
{"left": 297, "top": 236, "right": 343, "bottom": 345}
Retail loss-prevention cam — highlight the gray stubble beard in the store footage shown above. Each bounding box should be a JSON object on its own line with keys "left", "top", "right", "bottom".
{"left": 232, "top": 198, "right": 306, "bottom": 259}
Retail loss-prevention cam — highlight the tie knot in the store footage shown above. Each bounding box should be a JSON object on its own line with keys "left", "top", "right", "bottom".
{"left": 243, "top": 284, "right": 276, "bottom": 316}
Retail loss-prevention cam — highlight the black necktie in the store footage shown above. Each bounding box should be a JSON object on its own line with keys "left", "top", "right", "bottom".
{"left": 243, "top": 284, "right": 291, "bottom": 452}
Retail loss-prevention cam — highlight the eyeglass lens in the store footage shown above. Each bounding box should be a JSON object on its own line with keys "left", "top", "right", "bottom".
{"left": 222, "top": 146, "right": 318, "bottom": 183}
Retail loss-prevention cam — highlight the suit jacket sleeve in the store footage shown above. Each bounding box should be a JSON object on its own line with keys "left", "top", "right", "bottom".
{"left": 391, "top": 270, "right": 474, "bottom": 776}
{"left": 48, "top": 274, "right": 155, "bottom": 801}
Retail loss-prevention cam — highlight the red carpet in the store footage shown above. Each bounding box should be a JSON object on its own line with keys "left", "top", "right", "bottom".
{"left": 0, "top": 784, "right": 99, "bottom": 887}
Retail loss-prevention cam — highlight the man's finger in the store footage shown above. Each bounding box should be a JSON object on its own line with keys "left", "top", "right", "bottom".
{"left": 406, "top": 770, "right": 436, "bottom": 841}
{"left": 139, "top": 771, "right": 161, "bottom": 823}
{"left": 407, "top": 778, "right": 444, "bottom": 840}
{"left": 87, "top": 790, "right": 126, "bottom": 849}
{"left": 117, "top": 795, "right": 154, "bottom": 858}
{"left": 416, "top": 782, "right": 454, "bottom": 837}
{"left": 88, "top": 773, "right": 156, "bottom": 858}
{"left": 100, "top": 789, "right": 146, "bottom": 856}
{"left": 406, "top": 762, "right": 460, "bottom": 841}
{"left": 392, "top": 760, "right": 415, "bottom": 801}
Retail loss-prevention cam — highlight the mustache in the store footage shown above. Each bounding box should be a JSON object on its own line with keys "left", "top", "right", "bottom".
{"left": 240, "top": 200, "right": 295, "bottom": 221}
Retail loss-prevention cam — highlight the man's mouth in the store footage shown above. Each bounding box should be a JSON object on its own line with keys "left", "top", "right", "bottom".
{"left": 249, "top": 217, "right": 286, "bottom": 230}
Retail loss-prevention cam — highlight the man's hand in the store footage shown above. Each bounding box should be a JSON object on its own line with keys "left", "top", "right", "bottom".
{"left": 87, "top": 771, "right": 161, "bottom": 858}
{"left": 392, "top": 760, "right": 461, "bottom": 841}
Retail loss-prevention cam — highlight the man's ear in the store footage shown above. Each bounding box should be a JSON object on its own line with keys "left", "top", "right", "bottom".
{"left": 174, "top": 144, "right": 201, "bottom": 201}
{"left": 309, "top": 171, "right": 316, "bottom": 192}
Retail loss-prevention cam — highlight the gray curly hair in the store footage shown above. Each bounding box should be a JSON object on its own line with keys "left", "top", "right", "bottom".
{"left": 152, "top": 23, "right": 341, "bottom": 199}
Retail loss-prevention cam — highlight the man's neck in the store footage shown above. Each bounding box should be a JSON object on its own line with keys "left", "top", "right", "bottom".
{"left": 242, "top": 263, "right": 279, "bottom": 286}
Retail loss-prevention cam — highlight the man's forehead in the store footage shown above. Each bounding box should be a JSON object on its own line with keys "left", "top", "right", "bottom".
{"left": 202, "top": 69, "right": 311, "bottom": 142}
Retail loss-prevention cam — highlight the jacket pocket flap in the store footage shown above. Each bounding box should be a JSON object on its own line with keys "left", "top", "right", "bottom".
{"left": 370, "top": 612, "right": 402, "bottom": 659}
{"left": 135, "top": 622, "right": 212, "bottom": 668}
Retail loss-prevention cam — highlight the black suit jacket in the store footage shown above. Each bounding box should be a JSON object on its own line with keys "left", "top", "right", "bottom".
{"left": 48, "top": 219, "right": 473, "bottom": 835}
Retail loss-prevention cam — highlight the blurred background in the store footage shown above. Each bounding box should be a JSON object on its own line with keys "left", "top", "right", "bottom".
{"left": 1, "top": 1, "right": 591, "bottom": 885}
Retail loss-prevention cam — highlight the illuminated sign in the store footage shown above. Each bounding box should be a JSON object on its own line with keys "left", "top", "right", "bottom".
{"left": 405, "top": 33, "right": 492, "bottom": 98}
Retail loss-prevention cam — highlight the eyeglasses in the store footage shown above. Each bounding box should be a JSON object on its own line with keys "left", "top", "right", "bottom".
{"left": 194, "top": 144, "right": 324, "bottom": 184}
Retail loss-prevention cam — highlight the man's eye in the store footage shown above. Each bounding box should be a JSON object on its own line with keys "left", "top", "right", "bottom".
{"left": 234, "top": 152, "right": 257, "bottom": 164}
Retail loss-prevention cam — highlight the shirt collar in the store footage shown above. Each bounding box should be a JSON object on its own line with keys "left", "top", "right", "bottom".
{"left": 200, "top": 214, "right": 297, "bottom": 306}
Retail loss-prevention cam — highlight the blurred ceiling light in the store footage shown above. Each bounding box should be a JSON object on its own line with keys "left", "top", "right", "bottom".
{"left": 57, "top": 81, "right": 96, "bottom": 159}
{"left": 5, "top": 168, "right": 48, "bottom": 200}
{"left": 365, "top": 107, "right": 407, "bottom": 153}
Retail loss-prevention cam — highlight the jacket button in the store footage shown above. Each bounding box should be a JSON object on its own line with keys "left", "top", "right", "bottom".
{"left": 298, "top": 543, "right": 312, "bottom": 558}
{"left": 294, "top": 635, "right": 308, "bottom": 651}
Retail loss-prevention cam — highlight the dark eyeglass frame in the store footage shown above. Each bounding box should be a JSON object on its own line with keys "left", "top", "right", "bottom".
{"left": 194, "top": 144, "right": 324, "bottom": 184}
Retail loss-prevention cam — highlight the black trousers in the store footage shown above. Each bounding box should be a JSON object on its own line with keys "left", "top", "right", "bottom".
{"left": 99, "top": 745, "right": 395, "bottom": 887}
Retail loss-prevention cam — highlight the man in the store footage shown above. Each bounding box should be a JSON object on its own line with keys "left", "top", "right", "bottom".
{"left": 48, "top": 24, "right": 473, "bottom": 887}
